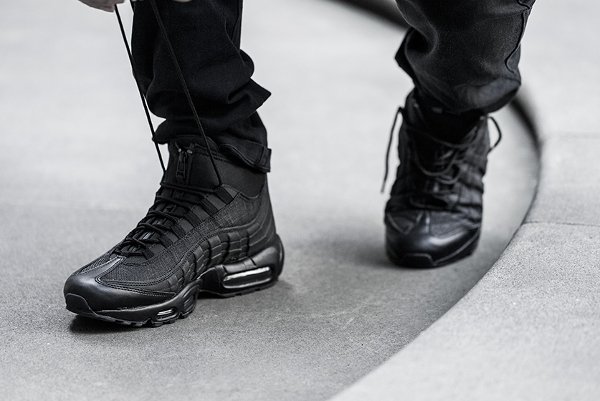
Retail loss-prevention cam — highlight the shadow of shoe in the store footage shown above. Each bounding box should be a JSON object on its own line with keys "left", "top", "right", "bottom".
{"left": 69, "top": 315, "right": 140, "bottom": 334}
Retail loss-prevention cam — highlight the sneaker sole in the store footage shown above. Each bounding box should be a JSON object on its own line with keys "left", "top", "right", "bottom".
{"left": 386, "top": 231, "right": 480, "bottom": 268}
{"left": 65, "top": 235, "right": 284, "bottom": 327}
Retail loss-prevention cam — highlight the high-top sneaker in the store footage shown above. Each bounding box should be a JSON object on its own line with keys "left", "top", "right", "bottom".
{"left": 64, "top": 141, "right": 284, "bottom": 326}
{"left": 385, "top": 91, "right": 494, "bottom": 268}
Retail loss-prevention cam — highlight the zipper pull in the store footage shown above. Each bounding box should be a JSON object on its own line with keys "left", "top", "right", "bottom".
{"left": 176, "top": 147, "right": 189, "bottom": 183}
{"left": 176, "top": 146, "right": 194, "bottom": 184}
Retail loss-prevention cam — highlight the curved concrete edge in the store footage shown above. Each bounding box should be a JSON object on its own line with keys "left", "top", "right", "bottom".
{"left": 328, "top": 1, "right": 600, "bottom": 400}
{"left": 328, "top": 225, "right": 600, "bottom": 401}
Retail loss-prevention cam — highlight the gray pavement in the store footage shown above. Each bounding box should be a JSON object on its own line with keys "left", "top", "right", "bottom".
{"left": 332, "top": 1, "right": 600, "bottom": 400}
{"left": 0, "top": 1, "right": 537, "bottom": 400}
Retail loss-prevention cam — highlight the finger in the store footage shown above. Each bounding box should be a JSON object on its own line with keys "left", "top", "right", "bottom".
{"left": 101, "top": 0, "right": 123, "bottom": 12}
{"left": 93, "top": 0, "right": 119, "bottom": 9}
{"left": 79, "top": 0, "right": 113, "bottom": 12}
{"left": 97, "top": 4, "right": 115, "bottom": 12}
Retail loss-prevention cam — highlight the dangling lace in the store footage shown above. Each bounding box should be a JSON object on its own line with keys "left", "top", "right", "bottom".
{"left": 115, "top": 4, "right": 165, "bottom": 172}
{"left": 114, "top": 2, "right": 222, "bottom": 185}
{"left": 381, "top": 106, "right": 404, "bottom": 193}
{"left": 381, "top": 107, "right": 503, "bottom": 196}
{"left": 488, "top": 115, "right": 503, "bottom": 153}
{"left": 112, "top": 3, "right": 227, "bottom": 258}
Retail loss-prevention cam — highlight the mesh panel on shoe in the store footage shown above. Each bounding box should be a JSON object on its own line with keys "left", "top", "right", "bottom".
{"left": 78, "top": 253, "right": 112, "bottom": 274}
{"left": 99, "top": 193, "right": 263, "bottom": 284}
{"left": 101, "top": 251, "right": 179, "bottom": 284}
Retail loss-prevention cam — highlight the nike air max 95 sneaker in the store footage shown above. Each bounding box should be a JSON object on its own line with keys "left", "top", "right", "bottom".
{"left": 64, "top": 141, "right": 284, "bottom": 326}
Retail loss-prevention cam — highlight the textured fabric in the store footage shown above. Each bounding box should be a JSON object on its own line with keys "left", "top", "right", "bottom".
{"left": 386, "top": 91, "right": 490, "bottom": 232}
{"left": 103, "top": 219, "right": 275, "bottom": 295}
{"left": 395, "top": 0, "right": 536, "bottom": 114}
{"left": 131, "top": 0, "right": 271, "bottom": 173}
{"left": 130, "top": 0, "right": 535, "bottom": 173}
{"left": 100, "top": 188, "right": 272, "bottom": 287}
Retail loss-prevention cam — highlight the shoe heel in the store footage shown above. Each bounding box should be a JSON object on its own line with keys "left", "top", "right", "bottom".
{"left": 202, "top": 235, "right": 284, "bottom": 297}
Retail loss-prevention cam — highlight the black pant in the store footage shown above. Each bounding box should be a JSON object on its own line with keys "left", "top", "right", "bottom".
{"left": 131, "top": 0, "right": 535, "bottom": 172}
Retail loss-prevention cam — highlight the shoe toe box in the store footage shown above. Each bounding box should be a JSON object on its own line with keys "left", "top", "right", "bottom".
{"left": 385, "top": 210, "right": 480, "bottom": 267}
{"left": 64, "top": 255, "right": 171, "bottom": 312}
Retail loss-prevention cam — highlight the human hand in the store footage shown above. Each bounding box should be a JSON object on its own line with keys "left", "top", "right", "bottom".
{"left": 78, "top": 0, "right": 125, "bottom": 13}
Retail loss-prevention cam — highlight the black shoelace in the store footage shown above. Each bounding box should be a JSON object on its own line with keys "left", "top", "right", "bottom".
{"left": 115, "top": 188, "right": 194, "bottom": 258}
{"left": 381, "top": 106, "right": 502, "bottom": 203}
{"left": 114, "top": 177, "right": 218, "bottom": 258}
{"left": 112, "top": 1, "right": 225, "bottom": 258}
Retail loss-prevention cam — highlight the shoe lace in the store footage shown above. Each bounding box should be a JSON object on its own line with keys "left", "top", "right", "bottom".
{"left": 114, "top": 183, "right": 213, "bottom": 259}
{"left": 112, "top": 2, "right": 227, "bottom": 259}
{"left": 114, "top": 1, "right": 223, "bottom": 178}
{"left": 381, "top": 106, "right": 502, "bottom": 206}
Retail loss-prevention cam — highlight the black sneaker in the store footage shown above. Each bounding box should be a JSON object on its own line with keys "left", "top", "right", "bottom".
{"left": 384, "top": 91, "right": 497, "bottom": 268}
{"left": 64, "top": 141, "right": 284, "bottom": 326}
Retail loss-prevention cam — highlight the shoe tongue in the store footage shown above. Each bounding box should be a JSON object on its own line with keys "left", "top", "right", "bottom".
{"left": 407, "top": 113, "right": 479, "bottom": 170}
{"left": 411, "top": 132, "right": 456, "bottom": 169}
{"left": 163, "top": 141, "right": 220, "bottom": 191}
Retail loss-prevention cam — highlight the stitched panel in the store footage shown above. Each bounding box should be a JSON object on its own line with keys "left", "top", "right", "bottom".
{"left": 99, "top": 187, "right": 274, "bottom": 288}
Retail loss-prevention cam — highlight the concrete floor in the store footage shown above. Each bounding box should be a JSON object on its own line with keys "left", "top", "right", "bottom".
{"left": 0, "top": 1, "right": 537, "bottom": 400}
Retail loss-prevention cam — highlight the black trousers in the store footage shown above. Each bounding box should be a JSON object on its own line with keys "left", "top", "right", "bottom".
{"left": 131, "top": 0, "right": 535, "bottom": 173}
